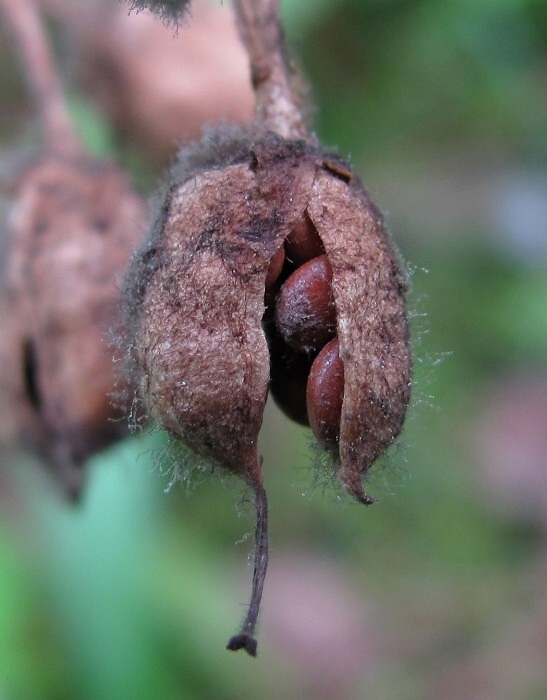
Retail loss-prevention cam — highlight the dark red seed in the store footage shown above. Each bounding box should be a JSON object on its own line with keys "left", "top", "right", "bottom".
{"left": 274, "top": 254, "right": 336, "bottom": 352}
{"left": 284, "top": 212, "right": 325, "bottom": 266}
{"left": 268, "top": 331, "right": 312, "bottom": 426}
{"left": 306, "top": 338, "right": 344, "bottom": 445}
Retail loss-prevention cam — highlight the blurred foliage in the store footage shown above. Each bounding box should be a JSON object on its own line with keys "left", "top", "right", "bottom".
{"left": 1, "top": 0, "right": 547, "bottom": 698}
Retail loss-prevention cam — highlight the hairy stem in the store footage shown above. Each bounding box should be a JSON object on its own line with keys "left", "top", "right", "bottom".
{"left": 226, "top": 480, "right": 269, "bottom": 657}
{"left": 232, "top": 0, "right": 308, "bottom": 140}
{"left": 0, "top": 0, "right": 80, "bottom": 154}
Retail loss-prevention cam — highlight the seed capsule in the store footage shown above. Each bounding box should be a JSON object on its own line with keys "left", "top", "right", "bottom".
{"left": 306, "top": 338, "right": 344, "bottom": 445}
{"left": 1, "top": 154, "right": 146, "bottom": 498}
{"left": 121, "top": 0, "right": 412, "bottom": 660}
{"left": 126, "top": 128, "right": 412, "bottom": 653}
{"left": 274, "top": 255, "right": 336, "bottom": 353}
{"left": 127, "top": 129, "right": 411, "bottom": 504}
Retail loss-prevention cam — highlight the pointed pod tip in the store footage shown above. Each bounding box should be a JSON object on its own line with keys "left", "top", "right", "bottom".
{"left": 340, "top": 470, "right": 376, "bottom": 505}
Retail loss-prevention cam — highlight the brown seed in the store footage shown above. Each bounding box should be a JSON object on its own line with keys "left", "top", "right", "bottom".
{"left": 306, "top": 338, "right": 344, "bottom": 446}
{"left": 268, "top": 331, "right": 312, "bottom": 426}
{"left": 274, "top": 254, "right": 336, "bottom": 353}
{"left": 284, "top": 212, "right": 325, "bottom": 266}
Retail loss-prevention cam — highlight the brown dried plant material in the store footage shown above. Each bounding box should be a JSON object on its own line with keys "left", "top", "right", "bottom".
{"left": 129, "top": 130, "right": 411, "bottom": 502}
{"left": 70, "top": 0, "right": 254, "bottom": 164}
{"left": 128, "top": 134, "right": 316, "bottom": 481}
{"left": 306, "top": 167, "right": 411, "bottom": 501}
{"left": 125, "top": 0, "right": 412, "bottom": 656}
{"left": 126, "top": 127, "right": 411, "bottom": 650}
{"left": 0, "top": 0, "right": 146, "bottom": 498}
{"left": 2, "top": 154, "right": 145, "bottom": 498}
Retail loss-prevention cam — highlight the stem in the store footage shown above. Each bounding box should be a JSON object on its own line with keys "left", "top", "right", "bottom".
{"left": 226, "top": 480, "right": 269, "bottom": 657}
{"left": 0, "top": 0, "right": 80, "bottom": 154}
{"left": 232, "top": 0, "right": 308, "bottom": 140}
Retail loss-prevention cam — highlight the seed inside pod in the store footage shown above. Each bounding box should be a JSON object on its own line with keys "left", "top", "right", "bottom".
{"left": 265, "top": 244, "right": 285, "bottom": 292}
{"left": 268, "top": 330, "right": 312, "bottom": 426}
{"left": 274, "top": 254, "right": 336, "bottom": 353}
{"left": 306, "top": 337, "right": 344, "bottom": 446}
{"left": 284, "top": 212, "right": 325, "bottom": 266}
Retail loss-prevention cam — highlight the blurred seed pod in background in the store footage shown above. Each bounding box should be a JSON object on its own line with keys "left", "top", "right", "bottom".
{"left": 0, "top": 0, "right": 147, "bottom": 500}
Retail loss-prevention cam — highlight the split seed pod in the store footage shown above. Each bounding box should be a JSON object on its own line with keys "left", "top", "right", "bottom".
{"left": 128, "top": 128, "right": 410, "bottom": 503}
{"left": 125, "top": 126, "right": 411, "bottom": 653}
{"left": 124, "top": 0, "right": 412, "bottom": 656}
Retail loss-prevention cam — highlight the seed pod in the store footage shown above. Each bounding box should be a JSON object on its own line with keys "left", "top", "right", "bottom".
{"left": 1, "top": 153, "right": 146, "bottom": 499}
{"left": 127, "top": 127, "right": 411, "bottom": 503}
{"left": 124, "top": 0, "right": 412, "bottom": 658}
{"left": 0, "top": 0, "right": 147, "bottom": 499}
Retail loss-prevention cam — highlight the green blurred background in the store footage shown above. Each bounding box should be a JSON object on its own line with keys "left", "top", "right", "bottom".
{"left": 1, "top": 0, "right": 547, "bottom": 698}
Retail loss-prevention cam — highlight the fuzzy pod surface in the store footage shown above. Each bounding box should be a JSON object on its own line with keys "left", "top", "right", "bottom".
{"left": 126, "top": 128, "right": 412, "bottom": 502}
{"left": 1, "top": 152, "right": 146, "bottom": 497}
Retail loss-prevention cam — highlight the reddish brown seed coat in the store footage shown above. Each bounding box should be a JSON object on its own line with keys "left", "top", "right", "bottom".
{"left": 265, "top": 244, "right": 285, "bottom": 291}
{"left": 274, "top": 254, "right": 336, "bottom": 352}
{"left": 284, "top": 212, "right": 325, "bottom": 266}
{"left": 306, "top": 338, "right": 344, "bottom": 445}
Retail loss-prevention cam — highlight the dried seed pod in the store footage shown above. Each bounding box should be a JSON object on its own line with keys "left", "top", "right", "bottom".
{"left": 126, "top": 128, "right": 411, "bottom": 649}
{"left": 2, "top": 153, "right": 146, "bottom": 498}
{"left": 125, "top": 0, "right": 412, "bottom": 657}
{"left": 0, "top": 0, "right": 147, "bottom": 498}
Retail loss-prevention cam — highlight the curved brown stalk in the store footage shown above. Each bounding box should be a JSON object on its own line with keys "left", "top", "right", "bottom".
{"left": 226, "top": 479, "right": 269, "bottom": 657}
{"left": 0, "top": 0, "right": 81, "bottom": 154}
{"left": 232, "top": 0, "right": 308, "bottom": 141}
